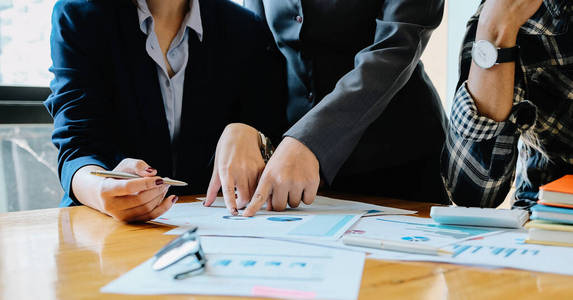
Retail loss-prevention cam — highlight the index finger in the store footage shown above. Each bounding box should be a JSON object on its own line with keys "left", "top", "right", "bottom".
{"left": 243, "top": 178, "right": 272, "bottom": 217}
{"left": 102, "top": 176, "right": 164, "bottom": 197}
{"left": 220, "top": 177, "right": 238, "bottom": 216}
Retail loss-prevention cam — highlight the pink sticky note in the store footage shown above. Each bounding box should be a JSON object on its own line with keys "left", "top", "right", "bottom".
{"left": 252, "top": 286, "right": 316, "bottom": 299}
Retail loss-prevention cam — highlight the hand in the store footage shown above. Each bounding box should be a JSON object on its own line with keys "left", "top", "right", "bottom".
{"left": 478, "top": 0, "right": 543, "bottom": 47}
{"left": 204, "top": 123, "right": 266, "bottom": 215}
{"left": 92, "top": 158, "right": 177, "bottom": 222}
{"left": 243, "top": 137, "right": 320, "bottom": 216}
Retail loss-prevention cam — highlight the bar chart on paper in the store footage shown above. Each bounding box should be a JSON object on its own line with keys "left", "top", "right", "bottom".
{"left": 422, "top": 232, "right": 573, "bottom": 275}
{"left": 451, "top": 244, "right": 540, "bottom": 258}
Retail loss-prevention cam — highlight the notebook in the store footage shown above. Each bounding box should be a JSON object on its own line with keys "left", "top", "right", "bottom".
{"left": 539, "top": 175, "right": 573, "bottom": 205}
{"left": 525, "top": 220, "right": 573, "bottom": 247}
{"left": 530, "top": 204, "right": 573, "bottom": 225}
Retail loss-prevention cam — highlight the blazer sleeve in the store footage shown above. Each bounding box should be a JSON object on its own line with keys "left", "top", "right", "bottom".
{"left": 44, "top": 1, "right": 121, "bottom": 205}
{"left": 284, "top": 0, "right": 444, "bottom": 184}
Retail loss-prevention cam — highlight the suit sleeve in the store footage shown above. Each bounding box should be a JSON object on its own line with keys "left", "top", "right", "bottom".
{"left": 44, "top": 2, "right": 121, "bottom": 205}
{"left": 284, "top": 0, "right": 444, "bottom": 184}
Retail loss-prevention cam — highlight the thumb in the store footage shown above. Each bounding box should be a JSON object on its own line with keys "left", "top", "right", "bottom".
{"left": 115, "top": 158, "right": 157, "bottom": 177}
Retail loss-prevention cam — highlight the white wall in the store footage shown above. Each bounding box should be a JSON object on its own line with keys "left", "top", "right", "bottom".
{"left": 445, "top": 0, "right": 481, "bottom": 111}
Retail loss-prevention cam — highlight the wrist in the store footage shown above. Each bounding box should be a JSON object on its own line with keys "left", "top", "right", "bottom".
{"left": 477, "top": 18, "right": 519, "bottom": 48}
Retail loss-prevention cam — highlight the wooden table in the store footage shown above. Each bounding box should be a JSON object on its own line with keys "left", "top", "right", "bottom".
{"left": 1, "top": 194, "right": 571, "bottom": 299}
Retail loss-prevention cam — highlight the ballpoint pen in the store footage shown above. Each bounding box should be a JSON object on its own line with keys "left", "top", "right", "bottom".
{"left": 90, "top": 170, "right": 188, "bottom": 186}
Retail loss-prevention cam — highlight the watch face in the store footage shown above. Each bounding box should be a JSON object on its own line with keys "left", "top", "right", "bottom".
{"left": 472, "top": 40, "right": 498, "bottom": 69}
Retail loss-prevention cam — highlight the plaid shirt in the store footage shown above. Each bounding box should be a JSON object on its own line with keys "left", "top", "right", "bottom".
{"left": 441, "top": 0, "right": 573, "bottom": 209}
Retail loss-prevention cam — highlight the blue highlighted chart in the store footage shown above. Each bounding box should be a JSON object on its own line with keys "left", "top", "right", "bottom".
{"left": 451, "top": 244, "right": 540, "bottom": 258}
{"left": 267, "top": 216, "right": 303, "bottom": 222}
{"left": 401, "top": 236, "right": 430, "bottom": 242}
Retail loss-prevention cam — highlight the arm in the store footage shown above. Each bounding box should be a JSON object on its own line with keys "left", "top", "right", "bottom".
{"left": 440, "top": 0, "right": 542, "bottom": 208}
{"left": 241, "top": 0, "right": 445, "bottom": 216}
{"left": 45, "top": 2, "right": 175, "bottom": 220}
{"left": 284, "top": 0, "right": 444, "bottom": 184}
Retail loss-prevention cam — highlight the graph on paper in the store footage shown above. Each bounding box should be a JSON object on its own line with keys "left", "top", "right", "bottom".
{"left": 342, "top": 216, "right": 501, "bottom": 247}
{"left": 451, "top": 244, "right": 540, "bottom": 258}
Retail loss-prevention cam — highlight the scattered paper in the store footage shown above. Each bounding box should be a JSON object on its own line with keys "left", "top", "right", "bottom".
{"left": 156, "top": 204, "right": 361, "bottom": 240}
{"left": 368, "top": 230, "right": 573, "bottom": 276}
{"left": 102, "top": 236, "right": 365, "bottom": 300}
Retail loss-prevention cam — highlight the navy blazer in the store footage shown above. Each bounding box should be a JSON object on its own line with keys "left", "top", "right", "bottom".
{"left": 45, "top": 0, "right": 287, "bottom": 207}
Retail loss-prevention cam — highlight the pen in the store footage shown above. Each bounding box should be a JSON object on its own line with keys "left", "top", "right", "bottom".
{"left": 90, "top": 170, "right": 188, "bottom": 187}
{"left": 342, "top": 235, "right": 452, "bottom": 256}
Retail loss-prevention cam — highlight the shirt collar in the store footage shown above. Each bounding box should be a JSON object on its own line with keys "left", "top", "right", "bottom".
{"left": 136, "top": 0, "right": 203, "bottom": 42}
{"left": 520, "top": 0, "right": 570, "bottom": 35}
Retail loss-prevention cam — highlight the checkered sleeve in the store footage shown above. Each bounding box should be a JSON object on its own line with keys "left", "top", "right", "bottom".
{"left": 442, "top": 76, "right": 540, "bottom": 207}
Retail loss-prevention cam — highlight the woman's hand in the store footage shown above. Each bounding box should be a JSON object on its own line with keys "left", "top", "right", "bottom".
{"left": 243, "top": 137, "right": 320, "bottom": 217}
{"left": 204, "top": 123, "right": 266, "bottom": 215}
{"left": 72, "top": 158, "right": 177, "bottom": 222}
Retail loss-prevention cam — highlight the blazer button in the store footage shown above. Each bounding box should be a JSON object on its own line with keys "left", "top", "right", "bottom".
{"left": 307, "top": 92, "right": 314, "bottom": 102}
{"left": 295, "top": 15, "right": 303, "bottom": 23}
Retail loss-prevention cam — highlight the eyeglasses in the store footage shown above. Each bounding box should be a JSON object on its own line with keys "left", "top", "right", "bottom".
{"left": 151, "top": 226, "right": 207, "bottom": 279}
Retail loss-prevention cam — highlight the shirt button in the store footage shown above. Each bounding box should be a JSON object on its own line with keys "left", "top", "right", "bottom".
{"left": 307, "top": 92, "right": 314, "bottom": 103}
{"left": 295, "top": 15, "right": 303, "bottom": 23}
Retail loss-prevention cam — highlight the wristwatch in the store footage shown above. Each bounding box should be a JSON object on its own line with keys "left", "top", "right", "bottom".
{"left": 257, "top": 131, "right": 274, "bottom": 163}
{"left": 471, "top": 40, "right": 518, "bottom": 69}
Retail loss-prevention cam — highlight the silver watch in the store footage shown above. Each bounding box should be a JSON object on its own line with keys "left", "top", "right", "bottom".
{"left": 471, "top": 40, "right": 518, "bottom": 69}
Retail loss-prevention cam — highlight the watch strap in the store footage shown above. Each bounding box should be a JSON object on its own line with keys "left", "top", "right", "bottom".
{"left": 257, "top": 131, "right": 274, "bottom": 163}
{"left": 496, "top": 45, "right": 519, "bottom": 64}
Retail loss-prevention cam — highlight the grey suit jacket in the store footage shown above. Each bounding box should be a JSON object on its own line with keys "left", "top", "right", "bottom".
{"left": 245, "top": 0, "right": 447, "bottom": 189}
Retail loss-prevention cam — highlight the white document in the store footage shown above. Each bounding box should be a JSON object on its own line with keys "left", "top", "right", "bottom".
{"left": 156, "top": 204, "right": 361, "bottom": 240}
{"left": 101, "top": 236, "right": 365, "bottom": 300}
{"left": 153, "top": 197, "right": 415, "bottom": 240}
{"left": 273, "top": 215, "right": 502, "bottom": 254}
{"left": 196, "top": 196, "right": 416, "bottom": 216}
{"left": 346, "top": 215, "right": 502, "bottom": 247}
{"left": 368, "top": 230, "right": 573, "bottom": 276}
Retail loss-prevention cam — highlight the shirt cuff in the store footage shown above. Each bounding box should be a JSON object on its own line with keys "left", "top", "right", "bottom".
{"left": 450, "top": 81, "right": 536, "bottom": 141}
{"left": 60, "top": 156, "right": 111, "bottom": 206}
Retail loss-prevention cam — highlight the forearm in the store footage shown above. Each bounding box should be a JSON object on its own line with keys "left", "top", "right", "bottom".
{"left": 467, "top": 19, "right": 519, "bottom": 122}
{"left": 71, "top": 165, "right": 106, "bottom": 211}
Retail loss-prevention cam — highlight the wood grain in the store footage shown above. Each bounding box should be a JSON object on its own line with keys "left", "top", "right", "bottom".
{"left": 0, "top": 195, "right": 571, "bottom": 300}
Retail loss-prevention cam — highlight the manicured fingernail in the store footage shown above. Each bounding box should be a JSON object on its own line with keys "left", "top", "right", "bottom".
{"left": 155, "top": 179, "right": 164, "bottom": 185}
{"left": 146, "top": 167, "right": 156, "bottom": 173}
{"left": 172, "top": 196, "right": 179, "bottom": 203}
{"left": 232, "top": 208, "right": 238, "bottom": 216}
{"left": 202, "top": 200, "right": 206, "bottom": 206}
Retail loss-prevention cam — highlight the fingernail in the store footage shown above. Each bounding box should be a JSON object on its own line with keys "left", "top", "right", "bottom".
{"left": 146, "top": 167, "right": 156, "bottom": 173}
{"left": 172, "top": 196, "right": 179, "bottom": 203}
{"left": 155, "top": 179, "right": 164, "bottom": 185}
{"left": 232, "top": 208, "right": 238, "bottom": 216}
{"left": 202, "top": 200, "right": 206, "bottom": 206}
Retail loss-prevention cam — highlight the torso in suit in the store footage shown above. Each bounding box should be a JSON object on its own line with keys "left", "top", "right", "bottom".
{"left": 245, "top": 0, "right": 449, "bottom": 203}
{"left": 45, "top": 0, "right": 287, "bottom": 207}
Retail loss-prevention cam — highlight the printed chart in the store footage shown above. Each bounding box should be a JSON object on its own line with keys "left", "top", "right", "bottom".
{"left": 343, "top": 216, "right": 501, "bottom": 247}
{"left": 369, "top": 231, "right": 573, "bottom": 276}
{"left": 101, "top": 237, "right": 365, "bottom": 300}
{"left": 156, "top": 204, "right": 361, "bottom": 240}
